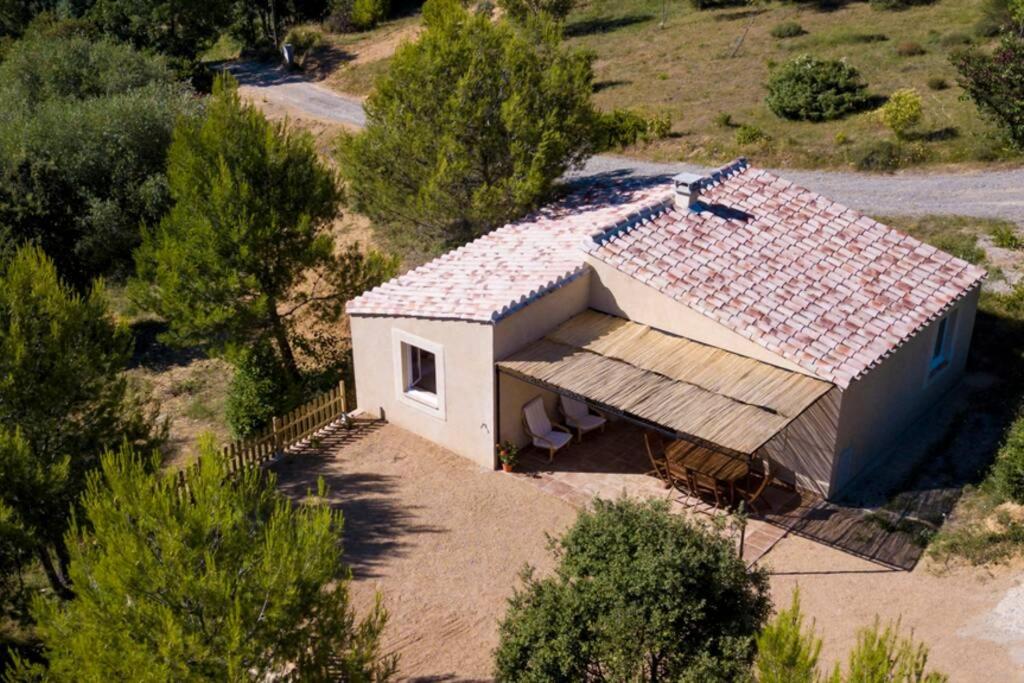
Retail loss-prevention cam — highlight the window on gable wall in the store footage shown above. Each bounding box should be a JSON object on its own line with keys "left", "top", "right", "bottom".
{"left": 929, "top": 310, "right": 957, "bottom": 377}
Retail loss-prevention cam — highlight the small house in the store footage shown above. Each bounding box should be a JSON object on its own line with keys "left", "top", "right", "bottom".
{"left": 346, "top": 159, "right": 985, "bottom": 498}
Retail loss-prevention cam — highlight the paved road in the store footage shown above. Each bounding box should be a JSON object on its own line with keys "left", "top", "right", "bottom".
{"left": 231, "top": 62, "right": 1024, "bottom": 224}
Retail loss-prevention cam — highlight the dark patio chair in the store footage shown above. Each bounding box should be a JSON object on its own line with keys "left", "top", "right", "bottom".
{"left": 740, "top": 457, "right": 775, "bottom": 514}
{"left": 685, "top": 466, "right": 723, "bottom": 510}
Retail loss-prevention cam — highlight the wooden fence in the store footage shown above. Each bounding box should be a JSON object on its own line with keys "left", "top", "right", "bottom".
{"left": 176, "top": 381, "right": 377, "bottom": 492}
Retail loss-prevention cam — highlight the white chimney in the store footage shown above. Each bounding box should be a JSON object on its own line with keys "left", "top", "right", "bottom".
{"left": 672, "top": 172, "right": 704, "bottom": 210}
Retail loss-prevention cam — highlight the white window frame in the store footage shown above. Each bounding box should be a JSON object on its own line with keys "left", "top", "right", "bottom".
{"left": 926, "top": 310, "right": 958, "bottom": 380}
{"left": 392, "top": 329, "right": 446, "bottom": 420}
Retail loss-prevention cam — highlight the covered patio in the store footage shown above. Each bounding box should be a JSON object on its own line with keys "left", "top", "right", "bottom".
{"left": 496, "top": 309, "right": 837, "bottom": 561}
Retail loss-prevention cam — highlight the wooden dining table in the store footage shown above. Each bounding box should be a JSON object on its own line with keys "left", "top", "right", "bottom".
{"left": 665, "top": 439, "right": 749, "bottom": 504}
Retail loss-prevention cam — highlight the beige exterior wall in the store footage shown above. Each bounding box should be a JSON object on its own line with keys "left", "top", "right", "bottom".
{"left": 831, "top": 285, "right": 981, "bottom": 494}
{"left": 586, "top": 258, "right": 813, "bottom": 376}
{"left": 349, "top": 315, "right": 496, "bottom": 468}
{"left": 494, "top": 274, "right": 592, "bottom": 447}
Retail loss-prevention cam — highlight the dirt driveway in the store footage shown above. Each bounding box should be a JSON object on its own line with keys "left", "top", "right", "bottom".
{"left": 273, "top": 423, "right": 1024, "bottom": 681}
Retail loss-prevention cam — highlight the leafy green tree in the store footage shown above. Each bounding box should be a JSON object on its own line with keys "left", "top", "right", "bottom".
{"left": 756, "top": 589, "right": 822, "bottom": 683}
{"left": 225, "top": 339, "right": 297, "bottom": 439}
{"left": 338, "top": 0, "right": 596, "bottom": 247}
{"left": 0, "top": 35, "right": 197, "bottom": 287}
{"left": 498, "top": 0, "right": 575, "bottom": 22}
{"left": 953, "top": 26, "right": 1024, "bottom": 149}
{"left": 88, "top": 0, "right": 233, "bottom": 67}
{"left": 494, "top": 498, "right": 771, "bottom": 682}
{"left": 0, "top": 246, "right": 162, "bottom": 598}
{"left": 135, "top": 74, "right": 397, "bottom": 384}
{"left": 17, "top": 440, "right": 397, "bottom": 681}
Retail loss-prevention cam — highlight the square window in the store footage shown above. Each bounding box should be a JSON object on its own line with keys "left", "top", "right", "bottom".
{"left": 392, "top": 330, "right": 446, "bottom": 419}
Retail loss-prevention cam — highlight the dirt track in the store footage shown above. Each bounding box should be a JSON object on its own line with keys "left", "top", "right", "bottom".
{"left": 230, "top": 61, "right": 1024, "bottom": 225}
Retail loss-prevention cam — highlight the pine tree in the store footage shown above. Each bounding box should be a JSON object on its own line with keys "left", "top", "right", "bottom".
{"left": 0, "top": 246, "right": 162, "bottom": 598}
{"left": 756, "top": 589, "right": 822, "bottom": 683}
{"left": 20, "top": 440, "right": 397, "bottom": 682}
{"left": 337, "top": 0, "right": 596, "bottom": 249}
{"left": 134, "top": 74, "right": 396, "bottom": 384}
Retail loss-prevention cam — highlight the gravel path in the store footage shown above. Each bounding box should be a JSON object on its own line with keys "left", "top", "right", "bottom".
{"left": 230, "top": 61, "right": 1024, "bottom": 224}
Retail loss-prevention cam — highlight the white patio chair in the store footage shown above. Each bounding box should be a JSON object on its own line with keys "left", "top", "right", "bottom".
{"left": 522, "top": 396, "right": 572, "bottom": 462}
{"left": 559, "top": 395, "right": 607, "bottom": 442}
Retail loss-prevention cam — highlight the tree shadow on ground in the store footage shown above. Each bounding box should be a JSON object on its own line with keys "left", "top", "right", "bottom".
{"left": 127, "top": 319, "right": 204, "bottom": 372}
{"left": 272, "top": 423, "right": 445, "bottom": 579}
{"left": 565, "top": 14, "right": 654, "bottom": 38}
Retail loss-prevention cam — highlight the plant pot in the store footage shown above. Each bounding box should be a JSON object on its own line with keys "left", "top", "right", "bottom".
{"left": 502, "top": 463, "right": 513, "bottom": 473}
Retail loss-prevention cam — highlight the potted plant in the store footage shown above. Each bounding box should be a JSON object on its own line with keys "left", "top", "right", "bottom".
{"left": 497, "top": 441, "right": 519, "bottom": 473}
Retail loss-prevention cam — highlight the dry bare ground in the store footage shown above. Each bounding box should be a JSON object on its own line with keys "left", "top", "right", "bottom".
{"left": 272, "top": 423, "right": 1024, "bottom": 682}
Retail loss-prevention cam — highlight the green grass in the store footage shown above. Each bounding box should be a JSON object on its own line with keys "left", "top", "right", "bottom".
{"left": 316, "top": 1, "right": 1017, "bottom": 169}
{"left": 568, "top": 0, "right": 1014, "bottom": 168}
{"left": 877, "top": 213, "right": 999, "bottom": 266}
{"left": 203, "top": 33, "right": 243, "bottom": 63}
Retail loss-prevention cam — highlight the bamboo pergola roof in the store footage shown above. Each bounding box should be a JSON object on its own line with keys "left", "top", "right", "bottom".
{"left": 497, "top": 310, "right": 833, "bottom": 455}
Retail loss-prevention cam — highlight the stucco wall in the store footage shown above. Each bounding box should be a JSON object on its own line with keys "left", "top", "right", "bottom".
{"left": 760, "top": 387, "right": 842, "bottom": 497}
{"left": 831, "top": 285, "right": 981, "bottom": 494}
{"left": 349, "top": 315, "right": 496, "bottom": 468}
{"left": 586, "top": 258, "right": 812, "bottom": 376}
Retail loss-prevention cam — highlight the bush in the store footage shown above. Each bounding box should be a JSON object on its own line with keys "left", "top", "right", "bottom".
{"left": 939, "top": 31, "right": 973, "bottom": 47}
{"left": 992, "top": 416, "right": 1024, "bottom": 504}
{"left": 974, "top": 0, "right": 1015, "bottom": 37}
{"left": 594, "top": 109, "right": 672, "bottom": 148}
{"left": 284, "top": 27, "right": 324, "bottom": 65}
{"left": 225, "top": 342, "right": 296, "bottom": 440}
{"left": 735, "top": 123, "right": 769, "bottom": 145}
{"left": 926, "top": 76, "right": 949, "bottom": 90}
{"left": 770, "top": 21, "right": 805, "bottom": 39}
{"left": 851, "top": 140, "right": 924, "bottom": 171}
{"left": 992, "top": 224, "right": 1024, "bottom": 249}
{"left": 714, "top": 111, "right": 734, "bottom": 128}
{"left": 953, "top": 31, "right": 1024, "bottom": 149}
{"left": 766, "top": 55, "right": 870, "bottom": 122}
{"left": 895, "top": 41, "right": 926, "bottom": 56}
{"left": 327, "top": 0, "right": 389, "bottom": 32}
{"left": 876, "top": 88, "right": 923, "bottom": 138}
{"left": 498, "top": 0, "right": 576, "bottom": 21}
{"left": 494, "top": 498, "right": 771, "bottom": 681}
{"left": 756, "top": 590, "right": 821, "bottom": 683}
{"left": 689, "top": 0, "right": 747, "bottom": 8}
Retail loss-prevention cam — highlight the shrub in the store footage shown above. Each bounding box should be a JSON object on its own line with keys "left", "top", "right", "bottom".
{"left": 714, "top": 111, "right": 734, "bottom": 128}
{"left": 974, "top": 0, "right": 1015, "bottom": 37}
{"left": 689, "top": 0, "right": 747, "bottom": 8}
{"left": 992, "top": 224, "right": 1024, "bottom": 249}
{"left": 756, "top": 590, "right": 821, "bottom": 683}
{"left": 766, "top": 55, "right": 870, "bottom": 122}
{"left": 770, "top": 21, "right": 805, "bottom": 39}
{"left": 953, "top": 31, "right": 1024, "bottom": 149}
{"left": 594, "top": 109, "right": 672, "bottom": 149}
{"left": 851, "top": 139, "right": 925, "bottom": 171}
{"left": 834, "top": 31, "right": 888, "bottom": 44}
{"left": 498, "top": 0, "right": 576, "bottom": 21}
{"left": 926, "top": 76, "right": 949, "bottom": 90}
{"left": 895, "top": 41, "right": 926, "bottom": 56}
{"left": 284, "top": 27, "right": 324, "bottom": 65}
{"left": 494, "top": 498, "right": 771, "bottom": 681}
{"left": 876, "top": 88, "right": 923, "bottom": 138}
{"left": 992, "top": 416, "right": 1024, "bottom": 503}
{"left": 225, "top": 342, "right": 295, "bottom": 440}
{"left": 735, "top": 123, "right": 769, "bottom": 145}
{"left": 327, "top": 0, "right": 389, "bottom": 31}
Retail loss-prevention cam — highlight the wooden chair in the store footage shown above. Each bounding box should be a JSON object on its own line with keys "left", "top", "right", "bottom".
{"left": 643, "top": 432, "right": 670, "bottom": 488}
{"left": 740, "top": 457, "right": 775, "bottom": 514}
{"left": 559, "top": 395, "right": 607, "bottom": 442}
{"left": 522, "top": 396, "right": 572, "bottom": 462}
{"left": 685, "top": 466, "right": 723, "bottom": 509}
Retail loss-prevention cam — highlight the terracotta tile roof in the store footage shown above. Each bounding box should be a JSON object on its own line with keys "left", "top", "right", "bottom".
{"left": 346, "top": 181, "right": 671, "bottom": 322}
{"left": 585, "top": 159, "right": 987, "bottom": 387}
